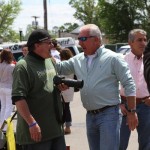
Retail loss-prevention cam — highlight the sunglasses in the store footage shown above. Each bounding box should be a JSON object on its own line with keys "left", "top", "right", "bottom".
{"left": 78, "top": 36, "right": 95, "bottom": 41}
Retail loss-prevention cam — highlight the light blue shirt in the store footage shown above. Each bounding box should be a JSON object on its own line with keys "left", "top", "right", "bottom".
{"left": 56, "top": 47, "right": 136, "bottom": 110}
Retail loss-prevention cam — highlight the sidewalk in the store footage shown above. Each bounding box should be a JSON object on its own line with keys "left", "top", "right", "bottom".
{"left": 65, "top": 92, "right": 138, "bottom": 150}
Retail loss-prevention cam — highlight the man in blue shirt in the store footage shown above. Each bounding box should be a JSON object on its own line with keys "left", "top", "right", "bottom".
{"left": 56, "top": 24, "right": 138, "bottom": 150}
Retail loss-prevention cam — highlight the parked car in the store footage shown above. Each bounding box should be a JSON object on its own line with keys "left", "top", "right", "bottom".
{"left": 56, "top": 37, "right": 80, "bottom": 56}
{"left": 0, "top": 41, "right": 27, "bottom": 61}
{"left": 116, "top": 45, "right": 131, "bottom": 55}
{"left": 104, "top": 44, "right": 116, "bottom": 52}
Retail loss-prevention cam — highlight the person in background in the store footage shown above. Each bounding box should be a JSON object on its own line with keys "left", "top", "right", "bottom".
{"left": 17, "top": 44, "right": 28, "bottom": 61}
{"left": 0, "top": 49, "right": 15, "bottom": 127}
{"left": 50, "top": 39, "right": 61, "bottom": 63}
{"left": 56, "top": 24, "right": 138, "bottom": 150}
{"left": 119, "top": 29, "right": 150, "bottom": 150}
{"left": 59, "top": 48, "right": 74, "bottom": 135}
{"left": 12, "top": 29, "right": 67, "bottom": 150}
{"left": 144, "top": 40, "right": 150, "bottom": 93}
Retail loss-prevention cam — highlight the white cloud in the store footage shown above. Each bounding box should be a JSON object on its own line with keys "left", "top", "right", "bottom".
{"left": 13, "top": 2, "right": 81, "bottom": 34}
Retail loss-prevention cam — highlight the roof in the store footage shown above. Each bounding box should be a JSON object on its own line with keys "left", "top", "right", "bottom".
{"left": 70, "top": 25, "right": 83, "bottom": 34}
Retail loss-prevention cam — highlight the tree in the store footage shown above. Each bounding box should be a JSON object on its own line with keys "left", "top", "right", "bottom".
{"left": 69, "top": 0, "right": 101, "bottom": 26}
{"left": 99, "top": 0, "right": 150, "bottom": 43}
{"left": 59, "top": 23, "right": 79, "bottom": 32}
{"left": 0, "top": 0, "right": 21, "bottom": 42}
{"left": 51, "top": 23, "right": 80, "bottom": 38}
{"left": 139, "top": 0, "right": 150, "bottom": 37}
{"left": 69, "top": 0, "right": 150, "bottom": 43}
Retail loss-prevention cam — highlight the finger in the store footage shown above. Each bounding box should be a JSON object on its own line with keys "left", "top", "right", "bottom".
{"left": 122, "top": 110, "right": 126, "bottom": 115}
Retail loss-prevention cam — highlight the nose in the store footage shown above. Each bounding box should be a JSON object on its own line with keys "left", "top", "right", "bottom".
{"left": 142, "top": 40, "right": 147, "bottom": 47}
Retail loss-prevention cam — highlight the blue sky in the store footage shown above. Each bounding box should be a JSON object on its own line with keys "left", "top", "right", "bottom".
{"left": 12, "top": 0, "right": 81, "bottom": 34}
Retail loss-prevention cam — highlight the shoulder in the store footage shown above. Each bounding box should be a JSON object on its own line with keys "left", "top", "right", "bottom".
{"left": 100, "top": 47, "right": 123, "bottom": 61}
{"left": 14, "top": 59, "right": 27, "bottom": 71}
{"left": 3, "top": 63, "right": 15, "bottom": 70}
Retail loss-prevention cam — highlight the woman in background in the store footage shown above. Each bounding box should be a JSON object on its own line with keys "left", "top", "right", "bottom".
{"left": 59, "top": 48, "right": 74, "bottom": 134}
{"left": 0, "top": 49, "right": 15, "bottom": 127}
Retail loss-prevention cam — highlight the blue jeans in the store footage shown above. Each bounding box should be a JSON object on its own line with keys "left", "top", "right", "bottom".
{"left": 22, "top": 136, "right": 66, "bottom": 150}
{"left": 120, "top": 103, "right": 150, "bottom": 150}
{"left": 86, "top": 105, "right": 122, "bottom": 150}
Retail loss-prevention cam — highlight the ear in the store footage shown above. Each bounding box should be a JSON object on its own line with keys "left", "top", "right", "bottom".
{"left": 35, "top": 43, "right": 41, "bottom": 48}
{"left": 95, "top": 36, "right": 100, "bottom": 42}
{"left": 128, "top": 41, "right": 132, "bottom": 46}
{"left": 95, "top": 37, "right": 101, "bottom": 45}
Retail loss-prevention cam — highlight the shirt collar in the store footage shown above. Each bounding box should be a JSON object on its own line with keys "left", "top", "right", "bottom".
{"left": 29, "top": 51, "right": 45, "bottom": 61}
{"left": 129, "top": 51, "right": 143, "bottom": 60}
{"left": 84, "top": 45, "right": 103, "bottom": 58}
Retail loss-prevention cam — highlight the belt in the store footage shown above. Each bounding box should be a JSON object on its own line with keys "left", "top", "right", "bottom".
{"left": 121, "top": 96, "right": 149, "bottom": 105}
{"left": 87, "top": 105, "right": 116, "bottom": 114}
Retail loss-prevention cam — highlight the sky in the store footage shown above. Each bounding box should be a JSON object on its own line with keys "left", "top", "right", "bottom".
{"left": 12, "top": 0, "right": 81, "bottom": 34}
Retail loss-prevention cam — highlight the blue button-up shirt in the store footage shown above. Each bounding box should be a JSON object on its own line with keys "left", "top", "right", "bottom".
{"left": 56, "top": 47, "right": 136, "bottom": 110}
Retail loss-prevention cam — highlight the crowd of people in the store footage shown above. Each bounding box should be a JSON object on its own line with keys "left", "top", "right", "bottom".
{"left": 0, "top": 24, "right": 150, "bottom": 150}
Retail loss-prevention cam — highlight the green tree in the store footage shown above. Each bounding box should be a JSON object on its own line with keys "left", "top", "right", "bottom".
{"left": 69, "top": 0, "right": 150, "bottom": 43}
{"left": 59, "top": 23, "right": 79, "bottom": 32}
{"left": 99, "top": 0, "right": 150, "bottom": 43}
{"left": 139, "top": 0, "right": 150, "bottom": 38}
{"left": 69, "top": 0, "right": 101, "bottom": 26}
{"left": 0, "top": 0, "right": 21, "bottom": 42}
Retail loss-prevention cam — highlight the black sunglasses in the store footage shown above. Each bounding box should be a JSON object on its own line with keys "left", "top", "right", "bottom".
{"left": 78, "top": 36, "right": 95, "bottom": 41}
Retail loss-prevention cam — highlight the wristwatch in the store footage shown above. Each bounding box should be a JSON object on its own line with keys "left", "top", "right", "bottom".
{"left": 127, "top": 108, "right": 136, "bottom": 113}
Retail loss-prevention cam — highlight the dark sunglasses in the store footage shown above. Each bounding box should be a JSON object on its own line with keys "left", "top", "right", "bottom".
{"left": 78, "top": 36, "right": 95, "bottom": 41}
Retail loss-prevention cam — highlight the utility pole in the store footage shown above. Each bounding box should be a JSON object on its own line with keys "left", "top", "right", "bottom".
{"left": 19, "top": 28, "right": 23, "bottom": 42}
{"left": 32, "top": 16, "right": 39, "bottom": 29}
{"left": 43, "top": 0, "right": 48, "bottom": 30}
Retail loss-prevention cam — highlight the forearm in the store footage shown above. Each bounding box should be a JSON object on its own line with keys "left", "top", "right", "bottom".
{"left": 56, "top": 60, "right": 74, "bottom": 75}
{"left": 15, "top": 99, "right": 42, "bottom": 142}
{"left": 15, "top": 99, "right": 36, "bottom": 125}
{"left": 126, "top": 96, "right": 136, "bottom": 109}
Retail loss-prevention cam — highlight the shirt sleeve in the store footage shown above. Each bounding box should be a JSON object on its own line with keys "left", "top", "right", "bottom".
{"left": 113, "top": 55, "right": 136, "bottom": 96}
{"left": 12, "top": 62, "right": 31, "bottom": 99}
{"left": 56, "top": 57, "right": 75, "bottom": 75}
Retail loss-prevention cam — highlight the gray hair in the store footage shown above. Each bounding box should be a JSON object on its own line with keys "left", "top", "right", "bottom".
{"left": 80, "top": 24, "right": 102, "bottom": 40}
{"left": 128, "top": 29, "right": 147, "bottom": 42}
